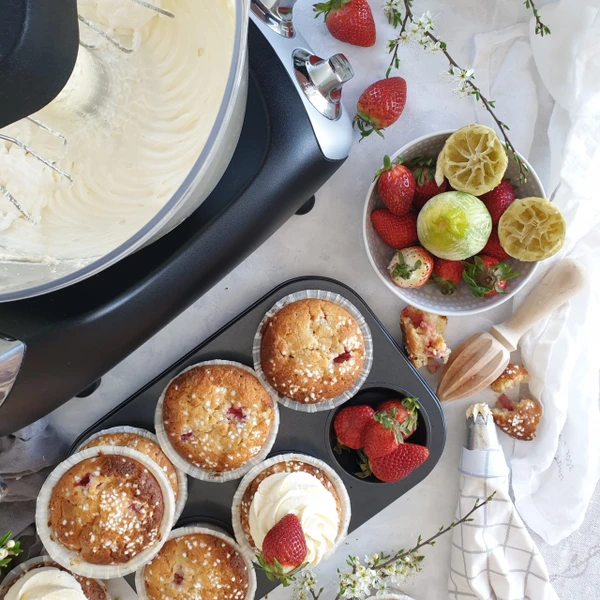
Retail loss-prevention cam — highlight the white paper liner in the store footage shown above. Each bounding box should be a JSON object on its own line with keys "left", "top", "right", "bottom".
{"left": 252, "top": 290, "right": 374, "bottom": 413}
{"left": 154, "top": 360, "right": 280, "bottom": 483}
{"left": 75, "top": 426, "right": 188, "bottom": 521}
{"left": 231, "top": 453, "right": 352, "bottom": 568}
{"left": 0, "top": 555, "right": 113, "bottom": 600}
{"left": 135, "top": 525, "right": 257, "bottom": 600}
{"left": 35, "top": 445, "right": 176, "bottom": 580}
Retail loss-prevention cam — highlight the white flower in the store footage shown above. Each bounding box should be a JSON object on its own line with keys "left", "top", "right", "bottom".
{"left": 417, "top": 11, "right": 436, "bottom": 33}
{"left": 292, "top": 570, "right": 318, "bottom": 600}
{"left": 6, "top": 540, "right": 15, "bottom": 549}
{"left": 448, "top": 65, "right": 475, "bottom": 94}
{"left": 0, "top": 549, "right": 7, "bottom": 560}
{"left": 383, "top": 0, "right": 402, "bottom": 20}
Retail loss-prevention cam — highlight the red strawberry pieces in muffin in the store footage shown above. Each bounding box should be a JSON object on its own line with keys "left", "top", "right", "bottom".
{"left": 480, "top": 180, "right": 515, "bottom": 225}
{"left": 354, "top": 77, "right": 407, "bottom": 139}
{"left": 400, "top": 306, "right": 451, "bottom": 370}
{"left": 432, "top": 258, "right": 464, "bottom": 295}
{"left": 333, "top": 404, "right": 375, "bottom": 450}
{"left": 367, "top": 443, "right": 429, "bottom": 483}
{"left": 313, "top": 0, "right": 376, "bottom": 48}
{"left": 370, "top": 209, "right": 418, "bottom": 249}
{"left": 259, "top": 514, "right": 308, "bottom": 578}
{"left": 409, "top": 157, "right": 447, "bottom": 209}
{"left": 375, "top": 155, "right": 415, "bottom": 217}
{"left": 463, "top": 255, "right": 519, "bottom": 298}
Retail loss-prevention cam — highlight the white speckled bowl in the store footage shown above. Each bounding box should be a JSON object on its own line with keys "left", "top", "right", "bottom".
{"left": 363, "top": 130, "right": 545, "bottom": 315}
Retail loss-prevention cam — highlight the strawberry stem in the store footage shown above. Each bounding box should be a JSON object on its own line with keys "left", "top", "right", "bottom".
{"left": 353, "top": 112, "right": 385, "bottom": 141}
{"left": 313, "top": 0, "right": 351, "bottom": 20}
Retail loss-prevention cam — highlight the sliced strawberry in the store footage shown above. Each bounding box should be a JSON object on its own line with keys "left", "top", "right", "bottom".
{"left": 497, "top": 394, "right": 514, "bottom": 411}
{"left": 333, "top": 404, "right": 375, "bottom": 450}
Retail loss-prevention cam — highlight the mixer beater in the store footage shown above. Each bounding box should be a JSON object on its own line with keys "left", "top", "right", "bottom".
{"left": 0, "top": 0, "right": 175, "bottom": 223}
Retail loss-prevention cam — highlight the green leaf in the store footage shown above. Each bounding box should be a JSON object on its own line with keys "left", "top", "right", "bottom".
{"left": 0, "top": 532, "right": 10, "bottom": 547}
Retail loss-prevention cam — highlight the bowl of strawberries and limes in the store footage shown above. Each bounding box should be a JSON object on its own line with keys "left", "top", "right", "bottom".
{"left": 362, "top": 127, "right": 562, "bottom": 315}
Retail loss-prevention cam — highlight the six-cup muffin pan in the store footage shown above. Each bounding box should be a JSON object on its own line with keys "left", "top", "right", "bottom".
{"left": 71, "top": 276, "right": 446, "bottom": 597}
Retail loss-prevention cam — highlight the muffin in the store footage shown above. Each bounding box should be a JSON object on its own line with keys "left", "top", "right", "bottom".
{"left": 78, "top": 426, "right": 188, "bottom": 520}
{"left": 135, "top": 527, "right": 256, "bottom": 600}
{"left": 36, "top": 446, "right": 175, "bottom": 579}
{"left": 400, "top": 306, "right": 451, "bottom": 371}
{"left": 155, "top": 361, "right": 279, "bottom": 482}
{"left": 0, "top": 557, "right": 110, "bottom": 600}
{"left": 232, "top": 453, "right": 351, "bottom": 568}
{"left": 256, "top": 293, "right": 372, "bottom": 410}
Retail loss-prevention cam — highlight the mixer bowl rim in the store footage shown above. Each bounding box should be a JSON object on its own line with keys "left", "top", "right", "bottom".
{"left": 0, "top": 0, "right": 250, "bottom": 303}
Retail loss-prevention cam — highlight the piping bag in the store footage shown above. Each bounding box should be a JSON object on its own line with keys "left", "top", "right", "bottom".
{"left": 448, "top": 404, "right": 559, "bottom": 599}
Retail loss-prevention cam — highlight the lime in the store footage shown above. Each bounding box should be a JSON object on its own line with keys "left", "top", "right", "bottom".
{"left": 417, "top": 191, "right": 492, "bottom": 260}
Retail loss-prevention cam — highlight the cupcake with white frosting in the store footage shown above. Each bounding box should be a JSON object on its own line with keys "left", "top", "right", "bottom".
{"left": 232, "top": 453, "right": 350, "bottom": 575}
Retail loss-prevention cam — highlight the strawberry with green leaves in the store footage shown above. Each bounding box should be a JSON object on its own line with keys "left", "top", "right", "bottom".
{"left": 432, "top": 258, "right": 464, "bottom": 295}
{"left": 363, "top": 398, "right": 418, "bottom": 459}
{"left": 388, "top": 247, "right": 433, "bottom": 289}
{"left": 257, "top": 514, "right": 308, "bottom": 585}
{"left": 354, "top": 77, "right": 407, "bottom": 139}
{"left": 375, "top": 155, "right": 415, "bottom": 217}
{"left": 357, "top": 443, "right": 430, "bottom": 482}
{"left": 333, "top": 404, "right": 375, "bottom": 450}
{"left": 409, "top": 157, "right": 447, "bottom": 209}
{"left": 313, "top": 0, "right": 376, "bottom": 47}
{"left": 463, "top": 255, "right": 519, "bottom": 298}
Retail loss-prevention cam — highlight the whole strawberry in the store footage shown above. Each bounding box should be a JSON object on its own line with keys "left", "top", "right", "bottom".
{"left": 354, "top": 77, "right": 407, "bottom": 140}
{"left": 409, "top": 157, "right": 447, "bottom": 209}
{"left": 369, "top": 443, "right": 430, "bottom": 482}
{"left": 333, "top": 404, "right": 375, "bottom": 450}
{"left": 432, "top": 258, "right": 464, "bottom": 295}
{"left": 463, "top": 255, "right": 519, "bottom": 298}
{"left": 260, "top": 514, "right": 307, "bottom": 579}
{"left": 375, "top": 155, "right": 415, "bottom": 217}
{"left": 313, "top": 0, "right": 376, "bottom": 47}
{"left": 370, "top": 209, "right": 418, "bottom": 249}
{"left": 388, "top": 247, "right": 433, "bottom": 289}
{"left": 377, "top": 398, "right": 419, "bottom": 440}
{"left": 481, "top": 228, "right": 510, "bottom": 260}
{"left": 480, "top": 180, "right": 515, "bottom": 225}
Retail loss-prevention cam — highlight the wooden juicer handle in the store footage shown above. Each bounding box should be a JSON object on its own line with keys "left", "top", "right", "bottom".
{"left": 491, "top": 258, "right": 587, "bottom": 352}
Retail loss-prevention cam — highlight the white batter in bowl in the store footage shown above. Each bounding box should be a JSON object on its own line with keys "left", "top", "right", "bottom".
{"left": 0, "top": 0, "right": 236, "bottom": 263}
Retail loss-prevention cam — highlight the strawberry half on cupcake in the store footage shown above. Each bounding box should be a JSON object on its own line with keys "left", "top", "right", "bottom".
{"left": 232, "top": 454, "right": 351, "bottom": 583}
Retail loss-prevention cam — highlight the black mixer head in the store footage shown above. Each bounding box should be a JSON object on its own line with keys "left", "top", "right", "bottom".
{"left": 0, "top": 0, "right": 79, "bottom": 129}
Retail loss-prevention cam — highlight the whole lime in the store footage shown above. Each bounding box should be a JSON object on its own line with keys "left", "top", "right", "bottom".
{"left": 417, "top": 191, "right": 492, "bottom": 260}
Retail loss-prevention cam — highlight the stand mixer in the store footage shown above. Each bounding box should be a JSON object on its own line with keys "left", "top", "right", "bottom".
{"left": 0, "top": 0, "right": 356, "bottom": 434}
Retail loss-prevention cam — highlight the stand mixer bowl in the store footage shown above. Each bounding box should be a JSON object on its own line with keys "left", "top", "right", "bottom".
{"left": 0, "top": 0, "right": 249, "bottom": 301}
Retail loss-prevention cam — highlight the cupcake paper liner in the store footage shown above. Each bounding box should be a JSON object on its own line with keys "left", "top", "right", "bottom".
{"left": 231, "top": 452, "right": 352, "bottom": 567}
{"left": 135, "top": 525, "right": 257, "bottom": 600}
{"left": 75, "top": 426, "right": 188, "bottom": 521}
{"left": 252, "top": 290, "right": 374, "bottom": 413}
{"left": 35, "top": 445, "right": 176, "bottom": 580}
{"left": 155, "top": 360, "right": 280, "bottom": 483}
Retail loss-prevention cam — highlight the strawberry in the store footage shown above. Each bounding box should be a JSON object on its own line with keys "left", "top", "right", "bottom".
{"left": 333, "top": 405, "right": 375, "bottom": 450}
{"left": 432, "top": 258, "right": 464, "bottom": 295}
{"left": 377, "top": 398, "right": 419, "bottom": 439}
{"left": 480, "top": 180, "right": 515, "bottom": 225}
{"left": 313, "top": 0, "right": 376, "bottom": 47}
{"left": 388, "top": 247, "right": 433, "bottom": 289}
{"left": 369, "top": 443, "right": 430, "bottom": 483}
{"left": 463, "top": 255, "right": 520, "bottom": 298}
{"left": 353, "top": 77, "right": 407, "bottom": 140}
{"left": 409, "top": 157, "right": 447, "bottom": 209}
{"left": 481, "top": 227, "right": 510, "bottom": 260}
{"left": 260, "top": 514, "right": 307, "bottom": 577}
{"left": 375, "top": 156, "right": 415, "bottom": 217}
{"left": 370, "top": 209, "right": 418, "bottom": 249}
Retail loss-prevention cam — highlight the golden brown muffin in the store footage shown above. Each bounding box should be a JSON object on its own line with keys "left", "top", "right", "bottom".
{"left": 260, "top": 299, "right": 365, "bottom": 404}
{"left": 81, "top": 431, "right": 179, "bottom": 502}
{"left": 48, "top": 454, "right": 165, "bottom": 565}
{"left": 0, "top": 562, "right": 109, "bottom": 600}
{"left": 400, "top": 306, "right": 451, "bottom": 370}
{"left": 492, "top": 397, "right": 542, "bottom": 441}
{"left": 162, "top": 364, "right": 275, "bottom": 473}
{"left": 490, "top": 364, "right": 530, "bottom": 393}
{"left": 143, "top": 533, "right": 249, "bottom": 600}
{"left": 239, "top": 460, "right": 342, "bottom": 552}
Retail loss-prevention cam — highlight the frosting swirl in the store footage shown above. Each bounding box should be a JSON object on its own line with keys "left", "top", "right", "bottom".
{"left": 249, "top": 471, "right": 340, "bottom": 566}
{"left": 5, "top": 567, "right": 87, "bottom": 600}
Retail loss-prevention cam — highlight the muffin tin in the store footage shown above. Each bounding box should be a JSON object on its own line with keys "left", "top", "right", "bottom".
{"left": 71, "top": 276, "right": 446, "bottom": 596}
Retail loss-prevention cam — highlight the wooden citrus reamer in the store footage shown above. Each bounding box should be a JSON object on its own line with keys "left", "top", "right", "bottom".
{"left": 437, "top": 258, "right": 587, "bottom": 402}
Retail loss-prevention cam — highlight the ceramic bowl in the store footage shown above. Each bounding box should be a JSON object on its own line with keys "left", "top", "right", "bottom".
{"left": 362, "top": 130, "right": 545, "bottom": 315}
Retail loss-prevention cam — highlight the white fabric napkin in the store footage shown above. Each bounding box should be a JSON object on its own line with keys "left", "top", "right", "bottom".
{"left": 449, "top": 412, "right": 559, "bottom": 599}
